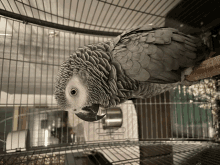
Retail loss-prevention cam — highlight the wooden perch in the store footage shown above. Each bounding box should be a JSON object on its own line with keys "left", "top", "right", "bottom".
{"left": 186, "top": 54, "right": 220, "bottom": 81}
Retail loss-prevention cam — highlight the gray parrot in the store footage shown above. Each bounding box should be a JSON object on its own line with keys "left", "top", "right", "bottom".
{"left": 54, "top": 25, "right": 210, "bottom": 122}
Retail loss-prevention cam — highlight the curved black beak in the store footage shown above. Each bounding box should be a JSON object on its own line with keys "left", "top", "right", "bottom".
{"left": 75, "top": 104, "right": 106, "bottom": 122}
{"left": 75, "top": 113, "right": 105, "bottom": 122}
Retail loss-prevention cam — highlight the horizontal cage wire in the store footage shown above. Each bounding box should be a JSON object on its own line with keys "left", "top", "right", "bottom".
{"left": 0, "top": 0, "right": 220, "bottom": 165}
{"left": 0, "top": 0, "right": 184, "bottom": 34}
{"left": 1, "top": 141, "right": 220, "bottom": 165}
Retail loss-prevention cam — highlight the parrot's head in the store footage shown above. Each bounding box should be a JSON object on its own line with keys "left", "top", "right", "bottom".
{"left": 64, "top": 73, "right": 106, "bottom": 122}
{"left": 55, "top": 57, "right": 108, "bottom": 122}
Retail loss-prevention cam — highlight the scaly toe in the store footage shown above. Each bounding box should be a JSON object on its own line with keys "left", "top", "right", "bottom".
{"left": 181, "top": 67, "right": 193, "bottom": 82}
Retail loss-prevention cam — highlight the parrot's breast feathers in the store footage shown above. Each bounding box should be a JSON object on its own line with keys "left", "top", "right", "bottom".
{"left": 55, "top": 25, "right": 211, "bottom": 122}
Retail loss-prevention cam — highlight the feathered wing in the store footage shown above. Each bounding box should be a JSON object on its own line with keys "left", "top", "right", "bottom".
{"left": 112, "top": 25, "right": 205, "bottom": 84}
{"left": 55, "top": 25, "right": 207, "bottom": 109}
{"left": 55, "top": 25, "right": 210, "bottom": 122}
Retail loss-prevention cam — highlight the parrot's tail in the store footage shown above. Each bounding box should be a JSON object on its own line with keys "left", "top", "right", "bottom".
{"left": 188, "top": 30, "right": 213, "bottom": 64}
{"left": 200, "top": 31, "right": 213, "bottom": 51}
{"left": 194, "top": 42, "right": 211, "bottom": 64}
{"left": 179, "top": 32, "right": 213, "bottom": 86}
{"left": 180, "top": 33, "right": 214, "bottom": 85}
{"left": 195, "top": 30, "right": 214, "bottom": 63}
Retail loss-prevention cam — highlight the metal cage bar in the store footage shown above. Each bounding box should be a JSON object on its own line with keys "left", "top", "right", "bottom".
{"left": 0, "top": 141, "right": 219, "bottom": 164}
{"left": 0, "top": 0, "right": 220, "bottom": 164}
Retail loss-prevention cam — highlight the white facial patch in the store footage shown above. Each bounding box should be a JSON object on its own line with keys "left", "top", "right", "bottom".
{"left": 65, "top": 76, "right": 88, "bottom": 113}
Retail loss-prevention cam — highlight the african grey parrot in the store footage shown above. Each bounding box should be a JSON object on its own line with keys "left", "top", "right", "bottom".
{"left": 54, "top": 25, "right": 210, "bottom": 122}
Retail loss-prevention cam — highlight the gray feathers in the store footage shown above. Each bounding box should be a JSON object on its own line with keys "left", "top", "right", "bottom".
{"left": 55, "top": 25, "right": 208, "bottom": 110}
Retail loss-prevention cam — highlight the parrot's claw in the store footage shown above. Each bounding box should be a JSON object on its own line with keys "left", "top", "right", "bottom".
{"left": 181, "top": 67, "right": 194, "bottom": 86}
{"left": 181, "top": 67, "right": 193, "bottom": 82}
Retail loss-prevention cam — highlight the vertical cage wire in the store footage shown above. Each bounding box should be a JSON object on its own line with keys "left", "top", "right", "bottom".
{"left": 0, "top": 0, "right": 182, "bottom": 33}
{"left": 0, "top": 141, "right": 220, "bottom": 165}
{"left": 0, "top": 16, "right": 115, "bottom": 150}
{"left": 0, "top": 0, "right": 220, "bottom": 164}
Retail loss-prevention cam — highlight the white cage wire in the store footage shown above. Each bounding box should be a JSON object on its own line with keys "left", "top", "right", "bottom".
{"left": 0, "top": 0, "right": 220, "bottom": 164}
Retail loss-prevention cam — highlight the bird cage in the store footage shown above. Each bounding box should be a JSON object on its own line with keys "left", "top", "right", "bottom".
{"left": 0, "top": 0, "right": 220, "bottom": 164}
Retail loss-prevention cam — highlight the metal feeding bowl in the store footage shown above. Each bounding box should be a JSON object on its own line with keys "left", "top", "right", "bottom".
{"left": 101, "top": 107, "right": 123, "bottom": 130}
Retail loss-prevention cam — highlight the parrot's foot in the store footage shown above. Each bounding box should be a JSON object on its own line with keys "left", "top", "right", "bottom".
{"left": 181, "top": 67, "right": 194, "bottom": 86}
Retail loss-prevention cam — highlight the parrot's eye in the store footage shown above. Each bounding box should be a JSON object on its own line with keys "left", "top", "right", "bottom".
{"left": 70, "top": 88, "right": 77, "bottom": 96}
